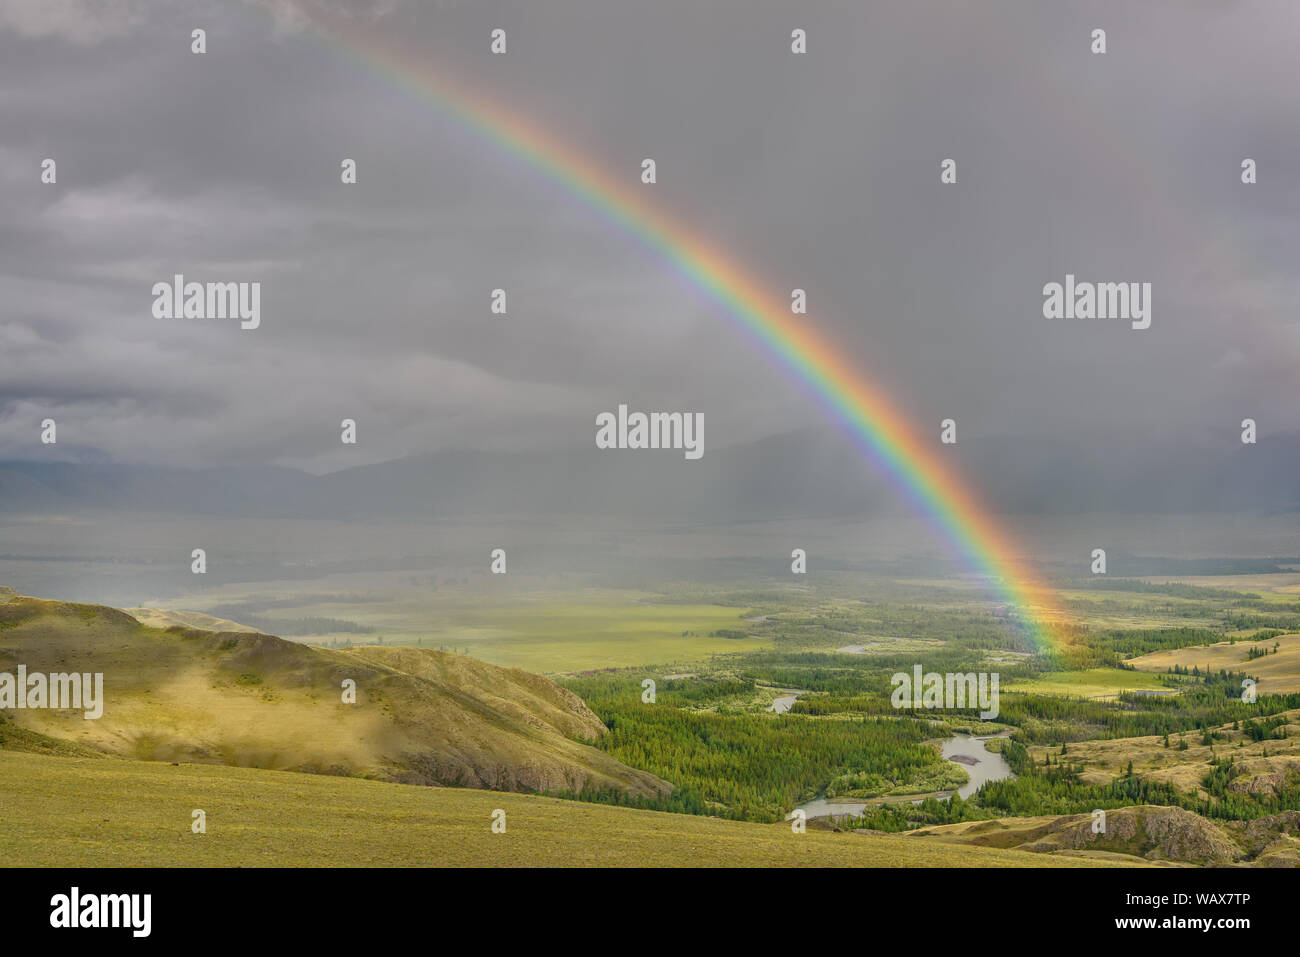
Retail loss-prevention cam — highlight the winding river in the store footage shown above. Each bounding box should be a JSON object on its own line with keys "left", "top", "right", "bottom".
{"left": 794, "top": 732, "right": 1015, "bottom": 820}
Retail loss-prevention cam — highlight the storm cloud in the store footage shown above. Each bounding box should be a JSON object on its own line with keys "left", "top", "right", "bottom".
{"left": 2, "top": 0, "right": 1298, "bottom": 516}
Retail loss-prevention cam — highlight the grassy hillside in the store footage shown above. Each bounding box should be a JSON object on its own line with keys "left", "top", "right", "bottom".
{"left": 1128, "top": 633, "right": 1300, "bottom": 694}
{"left": 0, "top": 593, "right": 666, "bottom": 797}
{"left": 125, "top": 607, "right": 264, "bottom": 634}
{"left": 0, "top": 750, "right": 1124, "bottom": 867}
{"left": 1027, "top": 709, "right": 1300, "bottom": 798}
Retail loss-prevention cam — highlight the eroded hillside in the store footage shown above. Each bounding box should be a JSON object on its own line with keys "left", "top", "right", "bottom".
{"left": 0, "top": 591, "right": 668, "bottom": 798}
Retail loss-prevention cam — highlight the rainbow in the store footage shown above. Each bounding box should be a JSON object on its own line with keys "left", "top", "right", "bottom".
{"left": 296, "top": 13, "right": 1068, "bottom": 651}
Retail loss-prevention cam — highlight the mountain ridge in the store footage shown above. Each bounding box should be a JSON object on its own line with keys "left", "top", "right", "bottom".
{"left": 4, "top": 428, "right": 1298, "bottom": 519}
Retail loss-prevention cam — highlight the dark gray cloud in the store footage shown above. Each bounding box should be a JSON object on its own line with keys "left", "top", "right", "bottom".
{"left": 1, "top": 0, "right": 1297, "bottom": 513}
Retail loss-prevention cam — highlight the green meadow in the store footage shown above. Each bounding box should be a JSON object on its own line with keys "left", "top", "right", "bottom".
{"left": 1003, "top": 668, "right": 1171, "bottom": 699}
{"left": 152, "top": 588, "right": 768, "bottom": 672}
{"left": 408, "top": 598, "right": 769, "bottom": 672}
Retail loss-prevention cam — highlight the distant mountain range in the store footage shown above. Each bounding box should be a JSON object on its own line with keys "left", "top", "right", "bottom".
{"left": 1, "top": 429, "right": 1296, "bottom": 519}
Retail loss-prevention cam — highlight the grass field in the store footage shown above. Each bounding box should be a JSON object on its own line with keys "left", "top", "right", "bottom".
{"left": 1003, "top": 668, "right": 1172, "bottom": 698}
{"left": 153, "top": 587, "right": 769, "bottom": 672}
{"left": 1135, "top": 573, "right": 1300, "bottom": 597}
{"left": 0, "top": 751, "right": 1122, "bottom": 867}
{"left": 415, "top": 599, "right": 769, "bottom": 672}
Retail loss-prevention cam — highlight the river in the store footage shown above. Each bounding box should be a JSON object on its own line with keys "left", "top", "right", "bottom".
{"left": 794, "top": 732, "right": 1015, "bottom": 820}
{"left": 767, "top": 690, "right": 807, "bottom": 714}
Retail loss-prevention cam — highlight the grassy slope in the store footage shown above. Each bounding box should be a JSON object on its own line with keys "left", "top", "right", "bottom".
{"left": 0, "top": 594, "right": 667, "bottom": 797}
{"left": 1028, "top": 709, "right": 1300, "bottom": 796}
{"left": 125, "top": 607, "right": 264, "bottom": 634}
{"left": 0, "top": 751, "right": 1120, "bottom": 867}
{"left": 1128, "top": 633, "right": 1300, "bottom": 694}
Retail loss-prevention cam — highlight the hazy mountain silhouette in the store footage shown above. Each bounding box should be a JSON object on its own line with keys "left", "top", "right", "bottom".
{"left": 1, "top": 429, "right": 1296, "bottom": 519}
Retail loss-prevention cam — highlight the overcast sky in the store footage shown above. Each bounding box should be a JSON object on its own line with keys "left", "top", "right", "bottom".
{"left": 2, "top": 0, "right": 1298, "bottom": 484}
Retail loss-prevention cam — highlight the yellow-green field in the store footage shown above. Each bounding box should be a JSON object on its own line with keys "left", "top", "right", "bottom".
{"left": 154, "top": 588, "right": 769, "bottom": 672}
{"left": 417, "top": 601, "right": 768, "bottom": 672}
{"left": 1003, "top": 668, "right": 1172, "bottom": 698}
{"left": 0, "top": 751, "right": 1120, "bottom": 867}
{"left": 1135, "top": 573, "right": 1300, "bottom": 597}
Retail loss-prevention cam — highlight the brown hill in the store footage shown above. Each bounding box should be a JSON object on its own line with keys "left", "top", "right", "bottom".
{"left": 0, "top": 591, "right": 668, "bottom": 798}
{"left": 909, "top": 804, "right": 1300, "bottom": 866}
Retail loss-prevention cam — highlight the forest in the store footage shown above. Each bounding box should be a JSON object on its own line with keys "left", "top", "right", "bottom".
{"left": 559, "top": 579, "right": 1300, "bottom": 829}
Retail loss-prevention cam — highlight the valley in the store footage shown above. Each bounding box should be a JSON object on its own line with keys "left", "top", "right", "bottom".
{"left": 4, "top": 559, "right": 1300, "bottom": 867}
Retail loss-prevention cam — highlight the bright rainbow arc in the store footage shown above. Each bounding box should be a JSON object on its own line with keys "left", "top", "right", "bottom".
{"left": 304, "top": 15, "right": 1067, "bottom": 651}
